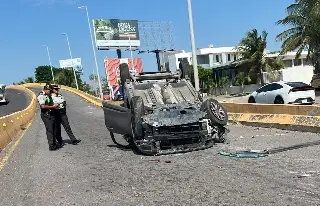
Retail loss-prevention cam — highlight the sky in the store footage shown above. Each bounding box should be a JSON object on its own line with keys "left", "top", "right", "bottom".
{"left": 0, "top": 0, "right": 294, "bottom": 85}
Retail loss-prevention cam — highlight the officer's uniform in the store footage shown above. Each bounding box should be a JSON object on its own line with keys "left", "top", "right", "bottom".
{"left": 37, "top": 86, "right": 59, "bottom": 150}
{"left": 51, "top": 85, "right": 80, "bottom": 145}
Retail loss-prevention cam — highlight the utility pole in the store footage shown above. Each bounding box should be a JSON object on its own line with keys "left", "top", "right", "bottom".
{"left": 43, "top": 45, "right": 55, "bottom": 84}
{"left": 78, "top": 5, "right": 103, "bottom": 99}
{"left": 62, "top": 33, "right": 79, "bottom": 90}
{"left": 187, "top": 0, "right": 200, "bottom": 91}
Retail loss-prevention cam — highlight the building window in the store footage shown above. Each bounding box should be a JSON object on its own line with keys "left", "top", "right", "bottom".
{"left": 216, "top": 55, "right": 220, "bottom": 63}
{"left": 294, "top": 59, "right": 302, "bottom": 66}
{"left": 303, "top": 58, "right": 313, "bottom": 66}
{"left": 283, "top": 60, "right": 293, "bottom": 68}
{"left": 234, "top": 55, "right": 237, "bottom": 61}
{"left": 227, "top": 54, "right": 231, "bottom": 61}
{"left": 197, "top": 55, "right": 210, "bottom": 65}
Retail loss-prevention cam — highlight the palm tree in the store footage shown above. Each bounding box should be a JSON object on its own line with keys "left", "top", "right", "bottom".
{"left": 236, "top": 29, "right": 284, "bottom": 85}
{"left": 276, "top": 0, "right": 320, "bottom": 73}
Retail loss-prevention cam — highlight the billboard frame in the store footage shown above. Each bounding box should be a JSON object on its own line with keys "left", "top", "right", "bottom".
{"left": 92, "top": 19, "right": 140, "bottom": 50}
{"left": 59, "top": 58, "right": 84, "bottom": 74}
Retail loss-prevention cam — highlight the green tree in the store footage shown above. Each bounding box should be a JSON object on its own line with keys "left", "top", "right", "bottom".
{"left": 219, "top": 77, "right": 231, "bottom": 95}
{"left": 35, "top": 65, "right": 59, "bottom": 84}
{"left": 276, "top": 0, "right": 320, "bottom": 73}
{"left": 24, "top": 76, "right": 34, "bottom": 83}
{"left": 189, "top": 66, "right": 214, "bottom": 93}
{"left": 236, "top": 29, "right": 284, "bottom": 85}
{"left": 101, "top": 77, "right": 109, "bottom": 91}
{"left": 235, "top": 72, "right": 251, "bottom": 94}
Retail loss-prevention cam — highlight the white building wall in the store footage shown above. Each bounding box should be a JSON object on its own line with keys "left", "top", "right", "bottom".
{"left": 281, "top": 66, "right": 314, "bottom": 84}
{"left": 166, "top": 46, "right": 315, "bottom": 84}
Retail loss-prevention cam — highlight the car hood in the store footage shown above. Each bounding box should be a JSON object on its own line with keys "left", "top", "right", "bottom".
{"left": 142, "top": 103, "right": 206, "bottom": 127}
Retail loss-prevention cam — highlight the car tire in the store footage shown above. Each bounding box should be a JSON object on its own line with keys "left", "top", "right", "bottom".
{"left": 248, "top": 96, "right": 255, "bottom": 103}
{"left": 201, "top": 98, "right": 228, "bottom": 125}
{"left": 130, "top": 96, "right": 144, "bottom": 140}
{"left": 120, "top": 63, "right": 130, "bottom": 86}
{"left": 274, "top": 96, "right": 284, "bottom": 104}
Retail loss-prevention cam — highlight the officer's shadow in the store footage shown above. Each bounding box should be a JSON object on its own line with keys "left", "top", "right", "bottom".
{"left": 62, "top": 139, "right": 75, "bottom": 145}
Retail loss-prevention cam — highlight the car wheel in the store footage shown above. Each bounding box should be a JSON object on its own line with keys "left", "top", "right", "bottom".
{"left": 201, "top": 98, "right": 228, "bottom": 125}
{"left": 248, "top": 96, "right": 255, "bottom": 103}
{"left": 120, "top": 63, "right": 130, "bottom": 86}
{"left": 274, "top": 96, "right": 284, "bottom": 104}
{"left": 130, "top": 96, "right": 144, "bottom": 140}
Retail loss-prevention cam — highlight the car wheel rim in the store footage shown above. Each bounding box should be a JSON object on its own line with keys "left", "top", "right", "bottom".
{"left": 210, "top": 101, "right": 225, "bottom": 121}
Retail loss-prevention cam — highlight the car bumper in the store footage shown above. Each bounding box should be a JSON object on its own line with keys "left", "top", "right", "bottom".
{"left": 288, "top": 97, "right": 315, "bottom": 105}
{"left": 133, "top": 122, "right": 215, "bottom": 155}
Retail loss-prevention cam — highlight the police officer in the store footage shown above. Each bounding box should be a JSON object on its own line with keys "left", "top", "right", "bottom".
{"left": 51, "top": 85, "right": 81, "bottom": 145}
{"left": 37, "top": 85, "right": 61, "bottom": 151}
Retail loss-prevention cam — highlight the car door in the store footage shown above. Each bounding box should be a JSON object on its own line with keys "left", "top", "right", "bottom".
{"left": 254, "top": 84, "right": 271, "bottom": 103}
{"left": 102, "top": 101, "right": 133, "bottom": 136}
{"left": 264, "top": 83, "right": 284, "bottom": 104}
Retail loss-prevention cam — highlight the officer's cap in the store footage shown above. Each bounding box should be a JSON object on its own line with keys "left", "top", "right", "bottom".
{"left": 43, "top": 85, "right": 51, "bottom": 90}
{"left": 51, "top": 85, "right": 60, "bottom": 90}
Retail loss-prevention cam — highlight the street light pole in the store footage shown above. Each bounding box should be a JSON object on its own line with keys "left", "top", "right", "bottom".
{"left": 128, "top": 35, "right": 134, "bottom": 70}
{"left": 187, "top": 0, "right": 200, "bottom": 91}
{"left": 62, "top": 33, "right": 79, "bottom": 90}
{"left": 78, "top": 5, "right": 103, "bottom": 99}
{"left": 43, "top": 45, "right": 55, "bottom": 84}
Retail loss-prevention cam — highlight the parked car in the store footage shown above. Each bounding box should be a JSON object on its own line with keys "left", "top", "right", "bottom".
{"left": 248, "top": 81, "right": 315, "bottom": 105}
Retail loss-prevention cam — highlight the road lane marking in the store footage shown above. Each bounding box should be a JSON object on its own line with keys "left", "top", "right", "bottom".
{"left": 0, "top": 118, "right": 35, "bottom": 172}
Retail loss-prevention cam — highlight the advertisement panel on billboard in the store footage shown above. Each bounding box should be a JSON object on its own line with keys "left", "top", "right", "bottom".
{"left": 104, "top": 58, "right": 143, "bottom": 100}
{"left": 93, "top": 19, "right": 140, "bottom": 49}
{"left": 59, "top": 58, "right": 83, "bottom": 73}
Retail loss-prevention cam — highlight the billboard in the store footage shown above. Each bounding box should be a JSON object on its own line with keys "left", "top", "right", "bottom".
{"left": 93, "top": 19, "right": 140, "bottom": 49}
{"left": 59, "top": 58, "right": 83, "bottom": 73}
{"left": 104, "top": 58, "right": 143, "bottom": 100}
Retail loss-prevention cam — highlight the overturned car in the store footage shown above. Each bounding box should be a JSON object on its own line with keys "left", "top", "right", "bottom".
{"left": 103, "top": 61, "right": 229, "bottom": 155}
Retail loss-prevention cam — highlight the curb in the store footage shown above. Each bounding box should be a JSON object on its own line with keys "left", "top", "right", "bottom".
{"left": 0, "top": 86, "right": 37, "bottom": 151}
{"left": 229, "top": 113, "right": 320, "bottom": 133}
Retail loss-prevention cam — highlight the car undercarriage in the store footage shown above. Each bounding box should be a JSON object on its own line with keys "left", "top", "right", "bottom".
{"left": 103, "top": 59, "right": 229, "bottom": 155}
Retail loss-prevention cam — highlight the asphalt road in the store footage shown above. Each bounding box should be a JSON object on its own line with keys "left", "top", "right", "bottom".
{"left": 0, "top": 88, "right": 30, "bottom": 117}
{"left": 0, "top": 87, "right": 319, "bottom": 205}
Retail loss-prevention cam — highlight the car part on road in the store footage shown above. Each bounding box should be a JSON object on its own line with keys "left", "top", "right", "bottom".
{"left": 103, "top": 62, "right": 229, "bottom": 156}
{"left": 219, "top": 139, "right": 320, "bottom": 158}
{"left": 109, "top": 131, "right": 132, "bottom": 149}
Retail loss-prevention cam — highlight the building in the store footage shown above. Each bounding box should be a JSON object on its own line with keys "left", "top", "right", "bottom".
{"left": 166, "top": 45, "right": 314, "bottom": 84}
{"left": 166, "top": 45, "right": 239, "bottom": 71}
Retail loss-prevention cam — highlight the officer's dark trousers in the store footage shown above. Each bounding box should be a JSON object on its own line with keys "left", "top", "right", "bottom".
{"left": 54, "top": 113, "right": 76, "bottom": 143}
{"left": 40, "top": 113, "right": 56, "bottom": 146}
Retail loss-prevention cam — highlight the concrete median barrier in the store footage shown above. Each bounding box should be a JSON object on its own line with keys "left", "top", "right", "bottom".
{"left": 221, "top": 102, "right": 320, "bottom": 116}
{"left": 21, "top": 83, "right": 320, "bottom": 132}
{"left": 0, "top": 85, "right": 37, "bottom": 151}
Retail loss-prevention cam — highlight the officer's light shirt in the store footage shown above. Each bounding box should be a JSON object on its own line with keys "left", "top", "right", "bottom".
{"left": 37, "top": 91, "right": 46, "bottom": 105}
{"left": 51, "top": 94, "right": 66, "bottom": 109}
